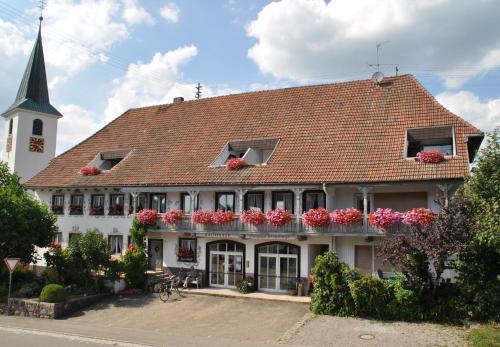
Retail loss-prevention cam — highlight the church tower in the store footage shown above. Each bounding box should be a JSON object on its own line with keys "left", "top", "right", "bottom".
{"left": 1, "top": 18, "right": 62, "bottom": 183}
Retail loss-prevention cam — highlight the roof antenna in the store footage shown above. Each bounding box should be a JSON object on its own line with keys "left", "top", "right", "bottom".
{"left": 368, "top": 41, "right": 399, "bottom": 82}
{"left": 195, "top": 83, "right": 202, "bottom": 100}
{"left": 38, "top": 0, "right": 46, "bottom": 22}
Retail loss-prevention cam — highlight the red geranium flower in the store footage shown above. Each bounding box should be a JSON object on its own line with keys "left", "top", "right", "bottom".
{"left": 416, "top": 150, "right": 445, "bottom": 163}
{"left": 226, "top": 157, "right": 246, "bottom": 170}
{"left": 80, "top": 166, "right": 101, "bottom": 176}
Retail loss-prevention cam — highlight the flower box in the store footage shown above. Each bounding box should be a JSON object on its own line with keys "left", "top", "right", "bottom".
{"left": 368, "top": 208, "right": 401, "bottom": 229}
{"left": 69, "top": 204, "right": 83, "bottom": 215}
{"left": 136, "top": 208, "right": 158, "bottom": 225}
{"left": 191, "top": 210, "right": 213, "bottom": 224}
{"left": 79, "top": 166, "right": 101, "bottom": 176}
{"left": 90, "top": 206, "right": 104, "bottom": 216}
{"left": 211, "top": 210, "right": 235, "bottom": 224}
{"left": 402, "top": 208, "right": 436, "bottom": 226}
{"left": 109, "top": 204, "right": 124, "bottom": 216}
{"left": 240, "top": 209, "right": 265, "bottom": 225}
{"left": 226, "top": 157, "right": 246, "bottom": 170}
{"left": 302, "top": 208, "right": 330, "bottom": 227}
{"left": 51, "top": 205, "right": 64, "bottom": 215}
{"left": 266, "top": 208, "right": 292, "bottom": 227}
{"left": 176, "top": 247, "right": 195, "bottom": 261}
{"left": 163, "top": 209, "right": 184, "bottom": 225}
{"left": 330, "top": 208, "right": 363, "bottom": 225}
{"left": 416, "top": 150, "right": 445, "bottom": 163}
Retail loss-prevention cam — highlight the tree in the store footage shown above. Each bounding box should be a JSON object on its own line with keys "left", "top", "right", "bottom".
{"left": 457, "top": 128, "right": 500, "bottom": 321}
{"left": 379, "top": 199, "right": 470, "bottom": 300}
{"left": 0, "top": 162, "right": 57, "bottom": 264}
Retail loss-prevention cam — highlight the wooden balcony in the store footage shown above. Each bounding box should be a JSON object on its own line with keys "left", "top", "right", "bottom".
{"left": 152, "top": 215, "right": 408, "bottom": 235}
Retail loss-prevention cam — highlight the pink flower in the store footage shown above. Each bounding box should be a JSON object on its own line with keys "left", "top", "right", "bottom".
{"left": 416, "top": 150, "right": 445, "bottom": 163}
{"left": 226, "top": 158, "right": 246, "bottom": 170}
{"left": 240, "top": 210, "right": 265, "bottom": 225}
{"left": 211, "top": 210, "right": 235, "bottom": 224}
{"left": 79, "top": 166, "right": 101, "bottom": 176}
{"left": 162, "top": 209, "right": 184, "bottom": 225}
{"left": 191, "top": 210, "right": 214, "bottom": 224}
{"left": 402, "top": 208, "right": 436, "bottom": 226}
{"left": 330, "top": 208, "right": 363, "bottom": 226}
{"left": 136, "top": 208, "right": 158, "bottom": 225}
{"left": 302, "top": 208, "right": 330, "bottom": 227}
{"left": 368, "top": 208, "right": 401, "bottom": 229}
{"left": 266, "top": 208, "right": 292, "bottom": 227}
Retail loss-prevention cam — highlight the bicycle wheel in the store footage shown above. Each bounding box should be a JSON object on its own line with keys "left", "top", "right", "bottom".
{"left": 176, "top": 286, "right": 186, "bottom": 298}
{"left": 159, "top": 287, "right": 170, "bottom": 302}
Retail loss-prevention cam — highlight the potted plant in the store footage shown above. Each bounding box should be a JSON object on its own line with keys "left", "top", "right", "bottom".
{"left": 301, "top": 208, "right": 330, "bottom": 227}
{"left": 211, "top": 210, "right": 235, "bottom": 224}
{"left": 176, "top": 247, "right": 195, "bottom": 261}
{"left": 136, "top": 208, "right": 158, "bottom": 225}
{"left": 240, "top": 209, "right": 266, "bottom": 225}
{"left": 69, "top": 204, "right": 83, "bottom": 215}
{"left": 266, "top": 208, "right": 293, "bottom": 227}
{"left": 79, "top": 166, "right": 101, "bottom": 176}
{"left": 109, "top": 204, "right": 123, "bottom": 215}
{"left": 90, "top": 206, "right": 104, "bottom": 215}
{"left": 330, "top": 208, "right": 363, "bottom": 225}
{"left": 402, "top": 208, "right": 436, "bottom": 226}
{"left": 51, "top": 204, "right": 64, "bottom": 214}
{"left": 226, "top": 157, "right": 246, "bottom": 170}
{"left": 191, "top": 210, "right": 214, "bottom": 224}
{"left": 416, "top": 150, "right": 445, "bottom": 163}
{"left": 162, "top": 209, "right": 185, "bottom": 225}
{"left": 368, "top": 208, "right": 401, "bottom": 229}
{"left": 236, "top": 276, "right": 255, "bottom": 294}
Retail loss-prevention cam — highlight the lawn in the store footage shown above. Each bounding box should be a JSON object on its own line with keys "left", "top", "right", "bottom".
{"left": 467, "top": 324, "right": 500, "bottom": 347}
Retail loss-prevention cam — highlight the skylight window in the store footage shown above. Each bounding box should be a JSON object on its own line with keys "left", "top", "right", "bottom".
{"left": 212, "top": 138, "right": 279, "bottom": 166}
{"left": 406, "top": 126, "right": 454, "bottom": 158}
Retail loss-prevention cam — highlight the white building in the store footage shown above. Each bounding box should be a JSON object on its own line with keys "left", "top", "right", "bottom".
{"left": 3, "top": 22, "right": 484, "bottom": 293}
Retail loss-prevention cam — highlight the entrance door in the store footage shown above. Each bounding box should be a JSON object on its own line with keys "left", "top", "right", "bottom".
{"left": 258, "top": 254, "right": 297, "bottom": 292}
{"left": 148, "top": 239, "right": 163, "bottom": 271}
{"left": 209, "top": 252, "right": 243, "bottom": 288}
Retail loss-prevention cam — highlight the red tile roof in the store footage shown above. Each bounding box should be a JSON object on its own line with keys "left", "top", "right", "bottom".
{"left": 26, "top": 75, "right": 483, "bottom": 189}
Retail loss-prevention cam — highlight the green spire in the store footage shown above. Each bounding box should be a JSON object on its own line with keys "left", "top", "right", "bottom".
{"left": 3, "top": 23, "right": 62, "bottom": 117}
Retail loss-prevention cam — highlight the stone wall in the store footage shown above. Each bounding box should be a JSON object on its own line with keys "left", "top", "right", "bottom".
{"left": 7, "top": 294, "right": 108, "bottom": 319}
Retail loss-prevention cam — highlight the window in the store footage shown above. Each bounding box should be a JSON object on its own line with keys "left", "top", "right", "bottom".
{"left": 69, "top": 194, "right": 84, "bottom": 215}
{"left": 128, "top": 193, "right": 146, "bottom": 214}
{"left": 150, "top": 193, "right": 166, "bottom": 213}
{"left": 272, "top": 191, "right": 294, "bottom": 213}
{"left": 109, "top": 194, "right": 124, "bottom": 215}
{"left": 98, "top": 149, "right": 130, "bottom": 170}
{"left": 180, "top": 193, "right": 198, "bottom": 214}
{"left": 355, "top": 194, "right": 373, "bottom": 213}
{"left": 303, "top": 191, "right": 325, "bottom": 211}
{"left": 51, "top": 195, "right": 64, "bottom": 214}
{"left": 178, "top": 238, "right": 197, "bottom": 262}
{"left": 68, "top": 233, "right": 81, "bottom": 245}
{"left": 109, "top": 235, "right": 123, "bottom": 255}
{"left": 8, "top": 119, "right": 13, "bottom": 135}
{"left": 215, "top": 192, "right": 235, "bottom": 211}
{"left": 406, "top": 126, "right": 454, "bottom": 157}
{"left": 212, "top": 138, "right": 279, "bottom": 166}
{"left": 32, "top": 119, "right": 43, "bottom": 136}
{"left": 90, "top": 194, "right": 105, "bottom": 215}
{"left": 244, "top": 192, "right": 264, "bottom": 211}
{"left": 52, "top": 232, "right": 63, "bottom": 244}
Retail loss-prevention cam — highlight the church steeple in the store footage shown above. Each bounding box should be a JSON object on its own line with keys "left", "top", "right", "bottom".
{"left": 3, "top": 21, "right": 61, "bottom": 117}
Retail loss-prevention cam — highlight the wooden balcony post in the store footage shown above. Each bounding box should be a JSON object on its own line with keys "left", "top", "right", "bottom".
{"left": 292, "top": 188, "right": 305, "bottom": 223}
{"left": 131, "top": 192, "right": 138, "bottom": 214}
{"left": 357, "top": 186, "right": 372, "bottom": 232}
{"left": 188, "top": 190, "right": 199, "bottom": 212}
{"left": 236, "top": 189, "right": 248, "bottom": 214}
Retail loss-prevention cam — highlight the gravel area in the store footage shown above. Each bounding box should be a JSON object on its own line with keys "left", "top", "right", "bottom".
{"left": 287, "top": 315, "right": 467, "bottom": 347}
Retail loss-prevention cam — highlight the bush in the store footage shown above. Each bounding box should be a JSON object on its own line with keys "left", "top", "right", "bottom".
{"left": 349, "top": 275, "right": 390, "bottom": 319}
{"left": 39, "top": 284, "right": 67, "bottom": 303}
{"left": 310, "top": 251, "right": 355, "bottom": 316}
{"left": 106, "top": 260, "right": 125, "bottom": 282}
{"left": 122, "top": 249, "right": 146, "bottom": 289}
{"left": 14, "top": 281, "right": 42, "bottom": 298}
{"left": 12, "top": 264, "right": 35, "bottom": 283}
{"left": 424, "top": 283, "right": 467, "bottom": 323}
{"left": 41, "top": 267, "right": 61, "bottom": 285}
{"left": 384, "top": 275, "right": 421, "bottom": 321}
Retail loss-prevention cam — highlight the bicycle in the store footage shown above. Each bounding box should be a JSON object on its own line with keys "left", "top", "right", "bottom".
{"left": 159, "top": 275, "right": 186, "bottom": 302}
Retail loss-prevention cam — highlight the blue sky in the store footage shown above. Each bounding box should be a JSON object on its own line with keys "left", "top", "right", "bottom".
{"left": 0, "top": 0, "right": 499, "bottom": 154}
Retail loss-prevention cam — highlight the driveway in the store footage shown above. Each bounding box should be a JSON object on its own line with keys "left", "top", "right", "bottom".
{"left": 0, "top": 293, "right": 467, "bottom": 347}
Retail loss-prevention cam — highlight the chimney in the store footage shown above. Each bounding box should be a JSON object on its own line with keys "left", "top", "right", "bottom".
{"left": 173, "top": 97, "right": 184, "bottom": 104}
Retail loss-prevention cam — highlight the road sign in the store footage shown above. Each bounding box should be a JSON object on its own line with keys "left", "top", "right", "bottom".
{"left": 4, "top": 258, "right": 20, "bottom": 273}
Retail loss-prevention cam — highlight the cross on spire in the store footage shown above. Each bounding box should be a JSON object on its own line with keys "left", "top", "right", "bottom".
{"left": 38, "top": 0, "right": 46, "bottom": 22}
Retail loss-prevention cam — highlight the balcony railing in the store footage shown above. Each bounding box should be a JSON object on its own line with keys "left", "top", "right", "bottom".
{"left": 153, "top": 215, "right": 409, "bottom": 235}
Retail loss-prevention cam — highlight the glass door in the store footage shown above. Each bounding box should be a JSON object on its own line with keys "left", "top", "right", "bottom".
{"left": 258, "top": 255, "right": 277, "bottom": 290}
{"left": 279, "top": 256, "right": 297, "bottom": 291}
{"left": 210, "top": 252, "right": 226, "bottom": 287}
{"left": 259, "top": 254, "right": 297, "bottom": 291}
{"left": 227, "top": 253, "right": 243, "bottom": 287}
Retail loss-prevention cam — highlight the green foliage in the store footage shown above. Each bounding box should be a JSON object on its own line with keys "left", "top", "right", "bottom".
{"left": 467, "top": 324, "right": 500, "bottom": 347}
{"left": 458, "top": 128, "right": 500, "bottom": 321}
{"left": 122, "top": 249, "right": 146, "bottom": 289}
{"left": 106, "top": 260, "right": 125, "bottom": 282}
{"left": 349, "top": 275, "right": 391, "bottom": 319}
{"left": 237, "top": 277, "right": 255, "bottom": 294}
{"left": 0, "top": 162, "right": 57, "bottom": 263}
{"left": 39, "top": 284, "right": 67, "bottom": 303}
{"left": 14, "top": 281, "right": 42, "bottom": 298}
{"left": 129, "top": 219, "right": 146, "bottom": 251}
{"left": 310, "top": 251, "right": 356, "bottom": 316}
{"left": 384, "top": 275, "right": 421, "bottom": 321}
{"left": 41, "top": 267, "right": 61, "bottom": 285}
{"left": 12, "top": 264, "right": 35, "bottom": 283}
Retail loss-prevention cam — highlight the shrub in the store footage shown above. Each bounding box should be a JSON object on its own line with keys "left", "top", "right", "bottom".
{"left": 129, "top": 219, "right": 147, "bottom": 250}
{"left": 12, "top": 264, "right": 35, "bottom": 283}
{"left": 123, "top": 249, "right": 146, "bottom": 289}
{"left": 41, "top": 267, "right": 61, "bottom": 285}
{"left": 310, "top": 251, "right": 355, "bottom": 316}
{"left": 15, "top": 281, "right": 42, "bottom": 298}
{"left": 39, "top": 284, "right": 67, "bottom": 303}
{"left": 384, "top": 275, "right": 421, "bottom": 321}
{"left": 349, "top": 275, "right": 391, "bottom": 319}
{"left": 236, "top": 276, "right": 255, "bottom": 294}
{"left": 106, "top": 260, "right": 124, "bottom": 282}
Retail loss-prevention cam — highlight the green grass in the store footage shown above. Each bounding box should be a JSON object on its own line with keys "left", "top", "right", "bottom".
{"left": 467, "top": 324, "right": 500, "bottom": 347}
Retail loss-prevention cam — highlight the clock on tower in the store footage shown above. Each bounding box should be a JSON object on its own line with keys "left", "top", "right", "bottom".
{"left": 29, "top": 137, "right": 45, "bottom": 153}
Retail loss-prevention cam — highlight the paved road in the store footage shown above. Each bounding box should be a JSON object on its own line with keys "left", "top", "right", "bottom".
{"left": 0, "top": 294, "right": 466, "bottom": 347}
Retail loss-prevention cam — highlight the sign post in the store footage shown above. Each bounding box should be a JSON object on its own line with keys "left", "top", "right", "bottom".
{"left": 4, "top": 258, "right": 20, "bottom": 302}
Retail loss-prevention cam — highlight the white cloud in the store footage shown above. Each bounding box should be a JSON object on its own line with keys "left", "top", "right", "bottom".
{"left": 436, "top": 91, "right": 500, "bottom": 132}
{"left": 0, "top": 19, "right": 32, "bottom": 56}
{"left": 247, "top": 0, "right": 500, "bottom": 88}
{"left": 104, "top": 45, "right": 198, "bottom": 122}
{"left": 160, "top": 2, "right": 180, "bottom": 23}
{"left": 121, "top": 0, "right": 155, "bottom": 25}
{"left": 56, "top": 104, "right": 102, "bottom": 154}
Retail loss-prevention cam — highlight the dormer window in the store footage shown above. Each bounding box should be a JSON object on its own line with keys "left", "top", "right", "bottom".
{"left": 32, "top": 119, "right": 43, "bottom": 136}
{"left": 212, "top": 138, "right": 279, "bottom": 166}
{"left": 406, "top": 126, "right": 454, "bottom": 158}
{"left": 99, "top": 149, "right": 130, "bottom": 170}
